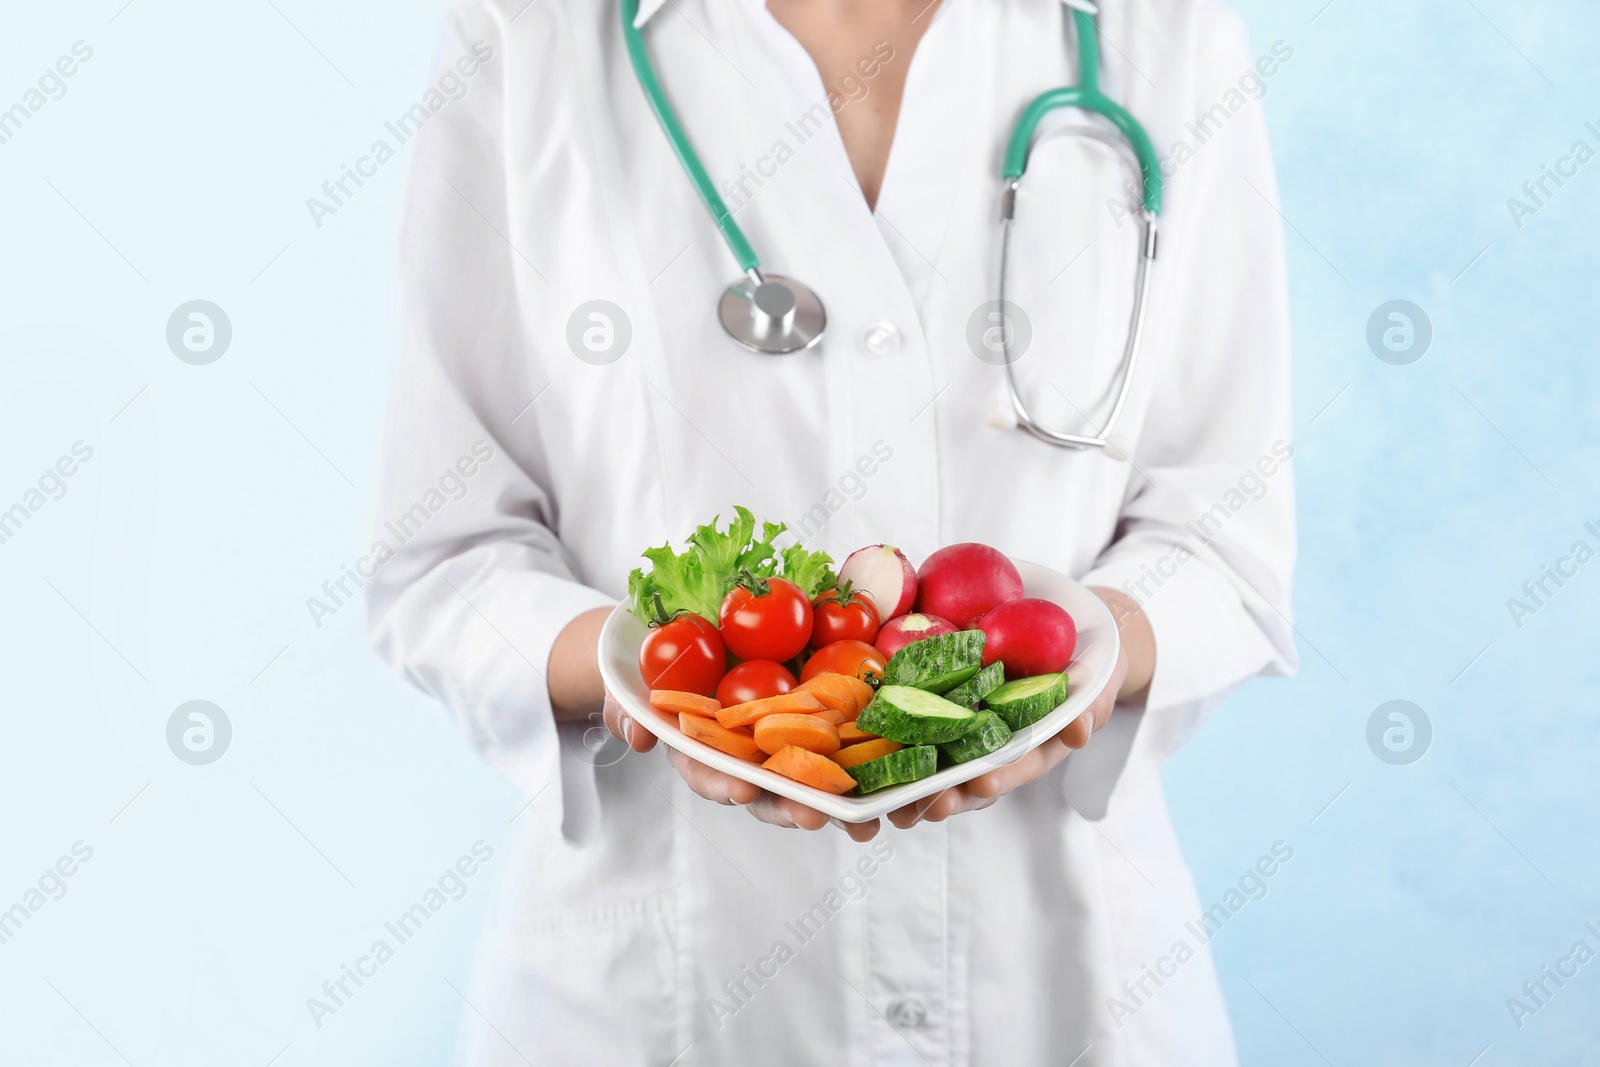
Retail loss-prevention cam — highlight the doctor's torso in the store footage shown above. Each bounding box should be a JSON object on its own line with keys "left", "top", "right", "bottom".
{"left": 411, "top": 0, "right": 1237, "bottom": 596}
{"left": 386, "top": 0, "right": 1288, "bottom": 1062}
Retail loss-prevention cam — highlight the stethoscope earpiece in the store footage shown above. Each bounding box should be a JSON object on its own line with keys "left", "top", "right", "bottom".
{"left": 985, "top": 399, "right": 1020, "bottom": 431}
{"left": 1102, "top": 432, "right": 1134, "bottom": 463}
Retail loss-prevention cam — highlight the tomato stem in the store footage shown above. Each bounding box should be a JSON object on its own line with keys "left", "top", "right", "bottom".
{"left": 646, "top": 591, "right": 673, "bottom": 628}
{"left": 732, "top": 567, "right": 771, "bottom": 598}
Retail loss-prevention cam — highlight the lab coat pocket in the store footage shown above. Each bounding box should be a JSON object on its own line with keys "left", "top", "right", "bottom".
{"left": 467, "top": 895, "right": 679, "bottom": 1066}
{"left": 1001, "top": 122, "right": 1144, "bottom": 441}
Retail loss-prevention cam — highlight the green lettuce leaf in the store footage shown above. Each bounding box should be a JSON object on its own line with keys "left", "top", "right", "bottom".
{"left": 627, "top": 507, "right": 784, "bottom": 624}
{"left": 780, "top": 543, "right": 837, "bottom": 600}
{"left": 627, "top": 507, "right": 838, "bottom": 624}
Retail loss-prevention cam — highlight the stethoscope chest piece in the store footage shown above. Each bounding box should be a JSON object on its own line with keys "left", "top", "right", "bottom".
{"left": 718, "top": 272, "right": 826, "bottom": 354}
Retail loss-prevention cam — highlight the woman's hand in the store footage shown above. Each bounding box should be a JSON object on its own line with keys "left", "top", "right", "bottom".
{"left": 601, "top": 695, "right": 884, "bottom": 841}
{"left": 882, "top": 586, "right": 1153, "bottom": 828}
{"left": 555, "top": 606, "right": 878, "bottom": 838}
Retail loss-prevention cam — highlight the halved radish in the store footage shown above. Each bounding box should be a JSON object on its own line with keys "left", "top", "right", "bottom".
{"left": 839, "top": 544, "right": 918, "bottom": 625}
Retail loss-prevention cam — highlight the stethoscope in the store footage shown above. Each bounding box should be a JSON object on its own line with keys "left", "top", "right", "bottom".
{"left": 622, "top": 0, "right": 1163, "bottom": 451}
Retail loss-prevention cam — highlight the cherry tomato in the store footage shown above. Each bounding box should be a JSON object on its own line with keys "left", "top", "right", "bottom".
{"left": 811, "top": 582, "right": 880, "bottom": 646}
{"left": 800, "top": 640, "right": 886, "bottom": 685}
{"left": 716, "top": 659, "right": 797, "bottom": 706}
{"left": 718, "top": 571, "right": 813, "bottom": 662}
{"left": 639, "top": 612, "right": 726, "bottom": 697}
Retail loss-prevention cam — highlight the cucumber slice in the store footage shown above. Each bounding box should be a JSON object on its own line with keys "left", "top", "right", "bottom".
{"left": 984, "top": 672, "right": 1069, "bottom": 731}
{"left": 941, "top": 662, "right": 1006, "bottom": 708}
{"left": 883, "top": 630, "right": 985, "bottom": 693}
{"left": 937, "top": 710, "right": 1013, "bottom": 765}
{"left": 851, "top": 745, "right": 938, "bottom": 794}
{"left": 855, "top": 685, "right": 982, "bottom": 745}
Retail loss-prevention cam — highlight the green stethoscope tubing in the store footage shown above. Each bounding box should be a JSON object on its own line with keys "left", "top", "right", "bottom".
{"left": 625, "top": 0, "right": 1162, "bottom": 445}
{"left": 621, "top": 1, "right": 1160, "bottom": 274}
{"left": 621, "top": 0, "right": 760, "bottom": 274}
{"left": 1005, "top": 6, "right": 1162, "bottom": 216}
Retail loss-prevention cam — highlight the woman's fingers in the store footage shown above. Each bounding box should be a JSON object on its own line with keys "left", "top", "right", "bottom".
{"left": 964, "top": 735, "right": 1068, "bottom": 799}
{"left": 601, "top": 693, "right": 657, "bottom": 753}
{"left": 887, "top": 789, "right": 956, "bottom": 829}
{"left": 745, "top": 792, "right": 831, "bottom": 830}
{"left": 604, "top": 696, "right": 872, "bottom": 836}
{"left": 830, "top": 816, "right": 882, "bottom": 842}
{"left": 886, "top": 787, "right": 1000, "bottom": 828}
{"left": 662, "top": 745, "right": 762, "bottom": 805}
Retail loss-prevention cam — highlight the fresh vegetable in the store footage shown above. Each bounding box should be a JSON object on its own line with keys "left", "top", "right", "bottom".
{"left": 627, "top": 507, "right": 835, "bottom": 625}
{"left": 941, "top": 662, "right": 1007, "bottom": 709}
{"left": 715, "top": 660, "right": 797, "bottom": 706}
{"left": 797, "top": 673, "right": 874, "bottom": 718}
{"left": 680, "top": 714, "right": 763, "bottom": 761}
{"left": 830, "top": 737, "right": 904, "bottom": 769}
{"left": 779, "top": 544, "right": 839, "bottom": 601}
{"left": 639, "top": 599, "right": 726, "bottom": 697}
{"left": 914, "top": 543, "right": 1025, "bottom": 628}
{"left": 874, "top": 612, "right": 959, "bottom": 659}
{"left": 811, "top": 706, "right": 850, "bottom": 725}
{"left": 762, "top": 746, "right": 858, "bottom": 794}
{"left": 716, "top": 690, "right": 825, "bottom": 729}
{"left": 649, "top": 690, "right": 721, "bottom": 718}
{"left": 753, "top": 713, "right": 841, "bottom": 756}
{"left": 837, "top": 544, "right": 917, "bottom": 625}
{"left": 719, "top": 570, "right": 814, "bottom": 662}
{"left": 811, "top": 581, "right": 880, "bottom": 646}
{"left": 979, "top": 598, "right": 1077, "bottom": 678}
{"left": 836, "top": 720, "right": 879, "bottom": 745}
{"left": 984, "top": 672, "right": 1070, "bottom": 731}
{"left": 936, "top": 710, "right": 1013, "bottom": 765}
{"left": 856, "top": 685, "right": 983, "bottom": 745}
{"left": 882, "top": 629, "right": 986, "bottom": 694}
{"left": 800, "top": 640, "right": 886, "bottom": 685}
{"left": 850, "top": 745, "right": 939, "bottom": 794}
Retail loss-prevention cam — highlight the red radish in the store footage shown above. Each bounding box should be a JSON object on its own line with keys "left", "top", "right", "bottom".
{"left": 874, "top": 612, "right": 959, "bottom": 658}
{"left": 838, "top": 545, "right": 917, "bottom": 625}
{"left": 914, "top": 543, "right": 1025, "bottom": 628}
{"left": 979, "top": 598, "right": 1077, "bottom": 678}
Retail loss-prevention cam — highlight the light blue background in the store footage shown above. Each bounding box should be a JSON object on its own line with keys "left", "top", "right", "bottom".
{"left": 1, "top": 1, "right": 1595, "bottom": 1065}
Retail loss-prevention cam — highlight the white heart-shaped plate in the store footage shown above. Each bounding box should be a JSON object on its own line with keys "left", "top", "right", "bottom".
{"left": 598, "top": 559, "right": 1119, "bottom": 822}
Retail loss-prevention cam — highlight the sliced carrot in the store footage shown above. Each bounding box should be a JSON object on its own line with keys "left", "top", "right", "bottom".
{"left": 762, "top": 745, "right": 858, "bottom": 794}
{"left": 798, "top": 673, "right": 862, "bottom": 716}
{"left": 842, "top": 677, "right": 875, "bottom": 713}
{"left": 752, "top": 713, "right": 841, "bottom": 756}
{"left": 716, "top": 691, "right": 824, "bottom": 729}
{"left": 831, "top": 737, "right": 904, "bottom": 769}
{"left": 650, "top": 690, "right": 721, "bottom": 718}
{"left": 812, "top": 706, "right": 849, "bottom": 725}
{"left": 837, "top": 721, "right": 879, "bottom": 745}
{"left": 680, "top": 713, "right": 763, "bottom": 762}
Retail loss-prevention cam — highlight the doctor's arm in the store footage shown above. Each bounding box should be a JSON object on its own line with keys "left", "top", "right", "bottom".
{"left": 366, "top": 5, "right": 630, "bottom": 843}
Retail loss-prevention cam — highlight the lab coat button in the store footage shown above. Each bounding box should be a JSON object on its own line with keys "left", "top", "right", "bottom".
{"left": 886, "top": 996, "right": 927, "bottom": 1029}
{"left": 862, "top": 322, "right": 901, "bottom": 357}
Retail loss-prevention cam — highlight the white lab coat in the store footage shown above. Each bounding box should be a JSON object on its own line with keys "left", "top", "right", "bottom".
{"left": 365, "top": 0, "right": 1297, "bottom": 1062}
